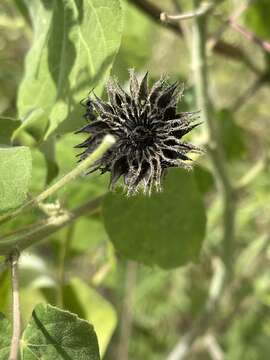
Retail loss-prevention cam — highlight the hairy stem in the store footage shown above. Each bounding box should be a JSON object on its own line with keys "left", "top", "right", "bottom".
{"left": 8, "top": 251, "right": 21, "bottom": 360}
{"left": 192, "top": 0, "right": 235, "bottom": 272}
{"left": 0, "top": 197, "right": 103, "bottom": 255}
{"left": 0, "top": 135, "right": 115, "bottom": 226}
{"left": 168, "top": 1, "right": 237, "bottom": 358}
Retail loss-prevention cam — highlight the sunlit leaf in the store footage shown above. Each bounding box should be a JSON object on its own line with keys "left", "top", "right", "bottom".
{"left": 17, "top": 0, "right": 123, "bottom": 141}
{"left": 0, "top": 146, "right": 32, "bottom": 213}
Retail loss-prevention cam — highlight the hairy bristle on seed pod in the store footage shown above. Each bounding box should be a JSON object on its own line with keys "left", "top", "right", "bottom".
{"left": 75, "top": 70, "right": 202, "bottom": 195}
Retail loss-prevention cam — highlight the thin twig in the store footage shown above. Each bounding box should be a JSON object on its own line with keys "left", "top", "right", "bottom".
{"left": 161, "top": 1, "right": 213, "bottom": 23}
{"left": 0, "top": 196, "right": 103, "bottom": 255}
{"left": 209, "top": 0, "right": 255, "bottom": 51}
{"left": 128, "top": 0, "right": 182, "bottom": 35}
{"left": 226, "top": 0, "right": 270, "bottom": 54}
{"left": 191, "top": 0, "right": 236, "bottom": 272}
{"left": 127, "top": 0, "right": 260, "bottom": 74}
{"left": 8, "top": 251, "right": 21, "bottom": 360}
{"left": 230, "top": 21, "right": 270, "bottom": 53}
{"left": 0, "top": 134, "right": 115, "bottom": 226}
{"left": 210, "top": 0, "right": 270, "bottom": 55}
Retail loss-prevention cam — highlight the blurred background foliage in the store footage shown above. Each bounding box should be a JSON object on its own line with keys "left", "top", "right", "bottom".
{"left": 0, "top": 0, "right": 270, "bottom": 359}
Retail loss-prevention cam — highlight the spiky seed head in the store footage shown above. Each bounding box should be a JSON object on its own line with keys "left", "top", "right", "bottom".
{"left": 75, "top": 70, "right": 202, "bottom": 195}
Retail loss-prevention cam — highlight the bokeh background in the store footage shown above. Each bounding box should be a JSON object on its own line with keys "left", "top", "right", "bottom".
{"left": 0, "top": 0, "right": 270, "bottom": 359}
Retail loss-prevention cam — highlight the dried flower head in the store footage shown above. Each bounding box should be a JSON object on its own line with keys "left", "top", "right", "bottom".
{"left": 75, "top": 71, "right": 201, "bottom": 195}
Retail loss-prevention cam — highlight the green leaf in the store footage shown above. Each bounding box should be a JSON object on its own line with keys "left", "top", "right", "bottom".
{"left": 193, "top": 166, "right": 214, "bottom": 195}
{"left": 17, "top": 0, "right": 123, "bottom": 141}
{"left": 12, "top": 108, "right": 47, "bottom": 144}
{"left": 244, "top": 0, "right": 270, "bottom": 40}
{"left": 0, "top": 313, "right": 11, "bottom": 360}
{"left": 63, "top": 278, "right": 117, "bottom": 357}
{"left": 21, "top": 303, "right": 100, "bottom": 360}
{"left": 0, "top": 146, "right": 32, "bottom": 213}
{"left": 217, "top": 109, "right": 246, "bottom": 160}
{"left": 0, "top": 116, "right": 20, "bottom": 145}
{"left": 29, "top": 148, "right": 47, "bottom": 195}
{"left": 103, "top": 169, "right": 206, "bottom": 269}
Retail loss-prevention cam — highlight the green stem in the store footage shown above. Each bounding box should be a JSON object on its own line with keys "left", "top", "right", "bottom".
{"left": 0, "top": 134, "right": 115, "bottom": 226}
{"left": 192, "top": 0, "right": 235, "bottom": 273}
{"left": 0, "top": 197, "right": 103, "bottom": 255}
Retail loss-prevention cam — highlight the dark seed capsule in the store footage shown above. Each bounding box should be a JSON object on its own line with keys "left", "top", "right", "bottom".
{"left": 75, "top": 70, "right": 202, "bottom": 195}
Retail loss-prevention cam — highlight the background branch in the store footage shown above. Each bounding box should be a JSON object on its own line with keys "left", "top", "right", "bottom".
{"left": 209, "top": 0, "right": 255, "bottom": 51}
{"left": 128, "top": 0, "right": 182, "bottom": 35}
{"left": 127, "top": 0, "right": 260, "bottom": 74}
{"left": 230, "top": 21, "right": 270, "bottom": 53}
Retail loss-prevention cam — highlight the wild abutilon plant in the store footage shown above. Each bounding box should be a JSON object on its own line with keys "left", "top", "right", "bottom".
{"left": 75, "top": 70, "right": 202, "bottom": 195}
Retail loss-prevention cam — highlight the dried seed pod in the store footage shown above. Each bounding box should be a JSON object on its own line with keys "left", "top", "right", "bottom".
{"left": 75, "top": 70, "right": 202, "bottom": 195}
